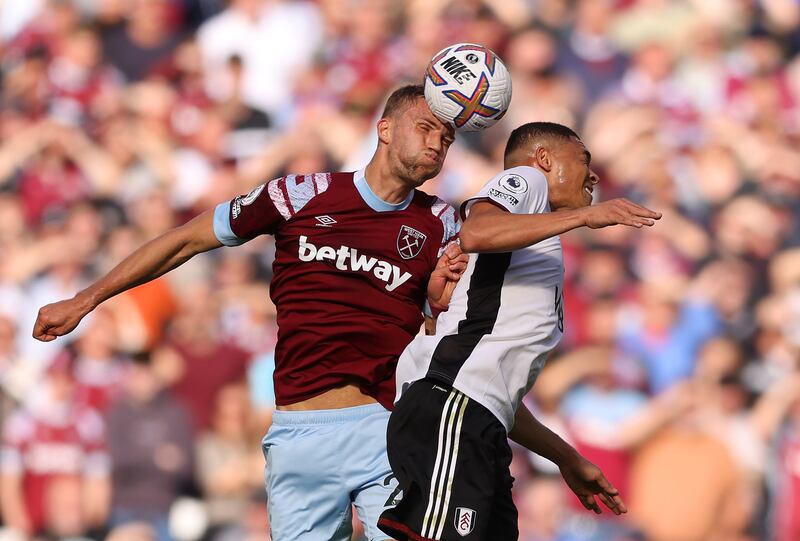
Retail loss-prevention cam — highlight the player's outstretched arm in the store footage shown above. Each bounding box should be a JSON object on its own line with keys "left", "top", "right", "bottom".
{"left": 509, "top": 404, "right": 627, "bottom": 516}
{"left": 459, "top": 199, "right": 661, "bottom": 253}
{"left": 33, "top": 210, "right": 222, "bottom": 342}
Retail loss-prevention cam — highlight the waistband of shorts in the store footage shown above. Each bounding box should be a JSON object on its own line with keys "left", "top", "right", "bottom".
{"left": 271, "top": 403, "right": 389, "bottom": 426}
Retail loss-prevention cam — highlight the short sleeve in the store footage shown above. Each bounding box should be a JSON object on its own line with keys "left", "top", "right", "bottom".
{"left": 460, "top": 166, "right": 549, "bottom": 218}
{"left": 431, "top": 198, "right": 461, "bottom": 258}
{"left": 213, "top": 173, "right": 333, "bottom": 246}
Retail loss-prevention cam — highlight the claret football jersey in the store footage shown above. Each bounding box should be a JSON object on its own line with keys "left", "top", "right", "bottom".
{"left": 213, "top": 170, "right": 458, "bottom": 409}
{"left": 395, "top": 166, "right": 564, "bottom": 430}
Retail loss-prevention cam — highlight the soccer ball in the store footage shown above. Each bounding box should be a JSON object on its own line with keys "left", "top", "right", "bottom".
{"left": 424, "top": 43, "right": 512, "bottom": 132}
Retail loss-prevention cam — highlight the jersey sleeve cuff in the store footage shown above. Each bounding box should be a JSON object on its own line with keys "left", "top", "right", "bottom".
{"left": 213, "top": 202, "right": 246, "bottom": 246}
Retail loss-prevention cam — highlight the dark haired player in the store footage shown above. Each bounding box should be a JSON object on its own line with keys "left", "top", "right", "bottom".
{"left": 379, "top": 122, "right": 661, "bottom": 541}
{"left": 33, "top": 85, "right": 467, "bottom": 541}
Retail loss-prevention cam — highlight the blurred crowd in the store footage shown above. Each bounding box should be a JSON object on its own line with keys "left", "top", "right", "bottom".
{"left": 1, "top": 0, "right": 800, "bottom": 540}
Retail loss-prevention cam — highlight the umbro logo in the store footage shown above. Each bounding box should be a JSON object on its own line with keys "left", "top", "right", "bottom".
{"left": 315, "top": 215, "right": 337, "bottom": 227}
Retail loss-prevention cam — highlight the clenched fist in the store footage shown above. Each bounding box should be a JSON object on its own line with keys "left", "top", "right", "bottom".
{"left": 32, "top": 296, "right": 93, "bottom": 342}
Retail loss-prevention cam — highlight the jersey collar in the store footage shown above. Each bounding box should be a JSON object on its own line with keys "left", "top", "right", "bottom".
{"left": 353, "top": 169, "right": 414, "bottom": 212}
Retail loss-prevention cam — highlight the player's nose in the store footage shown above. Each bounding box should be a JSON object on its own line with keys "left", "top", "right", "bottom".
{"left": 589, "top": 169, "right": 600, "bottom": 185}
{"left": 427, "top": 132, "right": 443, "bottom": 153}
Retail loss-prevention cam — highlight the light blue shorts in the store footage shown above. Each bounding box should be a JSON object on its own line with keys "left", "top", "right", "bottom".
{"left": 262, "top": 403, "right": 398, "bottom": 541}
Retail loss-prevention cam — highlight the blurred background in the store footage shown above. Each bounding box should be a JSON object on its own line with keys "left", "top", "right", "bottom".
{"left": 1, "top": 0, "right": 800, "bottom": 540}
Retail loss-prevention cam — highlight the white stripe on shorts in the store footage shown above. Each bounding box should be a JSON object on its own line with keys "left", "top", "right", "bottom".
{"left": 422, "top": 389, "right": 469, "bottom": 540}
{"left": 435, "top": 393, "right": 469, "bottom": 539}
{"left": 421, "top": 391, "right": 457, "bottom": 537}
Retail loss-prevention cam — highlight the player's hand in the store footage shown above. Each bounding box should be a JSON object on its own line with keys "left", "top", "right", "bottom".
{"left": 583, "top": 199, "right": 662, "bottom": 229}
{"left": 427, "top": 242, "right": 469, "bottom": 313}
{"left": 32, "top": 296, "right": 93, "bottom": 342}
{"left": 558, "top": 454, "right": 627, "bottom": 515}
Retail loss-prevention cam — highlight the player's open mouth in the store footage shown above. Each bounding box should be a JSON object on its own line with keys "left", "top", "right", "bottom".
{"left": 584, "top": 186, "right": 593, "bottom": 197}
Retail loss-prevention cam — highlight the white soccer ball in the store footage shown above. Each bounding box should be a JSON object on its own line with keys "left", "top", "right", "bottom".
{"left": 424, "top": 43, "right": 512, "bottom": 132}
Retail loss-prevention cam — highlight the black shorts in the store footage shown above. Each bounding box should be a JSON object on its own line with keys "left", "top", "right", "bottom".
{"left": 378, "top": 379, "right": 517, "bottom": 541}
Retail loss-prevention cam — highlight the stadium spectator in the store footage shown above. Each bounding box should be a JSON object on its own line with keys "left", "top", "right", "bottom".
{"left": 101, "top": 0, "right": 184, "bottom": 82}
{"left": 196, "top": 382, "right": 263, "bottom": 540}
{"left": 3, "top": 0, "right": 800, "bottom": 538}
{"left": 0, "top": 355, "right": 110, "bottom": 538}
{"left": 105, "top": 351, "right": 194, "bottom": 541}
{"left": 158, "top": 281, "right": 251, "bottom": 431}
{"left": 50, "top": 308, "right": 126, "bottom": 414}
{"left": 197, "top": 0, "right": 323, "bottom": 119}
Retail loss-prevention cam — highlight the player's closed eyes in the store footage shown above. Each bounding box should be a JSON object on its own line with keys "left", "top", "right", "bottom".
{"left": 418, "top": 122, "right": 454, "bottom": 147}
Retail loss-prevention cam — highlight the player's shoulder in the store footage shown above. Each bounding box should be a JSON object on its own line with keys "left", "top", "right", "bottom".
{"left": 493, "top": 166, "right": 548, "bottom": 195}
{"left": 412, "top": 190, "right": 459, "bottom": 230}
{"left": 258, "top": 171, "right": 341, "bottom": 219}
{"left": 267, "top": 171, "right": 339, "bottom": 191}
{"left": 411, "top": 189, "right": 455, "bottom": 214}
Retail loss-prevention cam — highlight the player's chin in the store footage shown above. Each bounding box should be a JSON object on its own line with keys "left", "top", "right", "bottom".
{"left": 414, "top": 162, "right": 443, "bottom": 182}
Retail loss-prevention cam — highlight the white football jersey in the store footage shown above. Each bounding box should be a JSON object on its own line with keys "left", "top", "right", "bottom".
{"left": 395, "top": 166, "right": 564, "bottom": 431}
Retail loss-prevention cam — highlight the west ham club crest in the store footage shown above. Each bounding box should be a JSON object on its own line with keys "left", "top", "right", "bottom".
{"left": 397, "top": 225, "right": 427, "bottom": 259}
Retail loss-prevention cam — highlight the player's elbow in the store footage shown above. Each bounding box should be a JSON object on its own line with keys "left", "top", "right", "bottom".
{"left": 179, "top": 210, "right": 224, "bottom": 255}
{"left": 458, "top": 222, "right": 488, "bottom": 253}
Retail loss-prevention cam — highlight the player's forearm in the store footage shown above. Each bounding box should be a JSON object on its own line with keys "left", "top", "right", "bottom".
{"left": 79, "top": 233, "right": 199, "bottom": 309}
{"left": 77, "top": 212, "right": 221, "bottom": 310}
{"left": 509, "top": 404, "right": 579, "bottom": 466}
{"left": 460, "top": 208, "right": 587, "bottom": 253}
{"left": 424, "top": 316, "right": 436, "bottom": 335}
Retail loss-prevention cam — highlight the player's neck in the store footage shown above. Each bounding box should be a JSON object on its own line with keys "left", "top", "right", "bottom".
{"left": 363, "top": 162, "right": 414, "bottom": 204}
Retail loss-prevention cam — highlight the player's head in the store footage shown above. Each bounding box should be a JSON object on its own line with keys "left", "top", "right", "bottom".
{"left": 376, "top": 84, "right": 455, "bottom": 187}
{"left": 504, "top": 122, "right": 599, "bottom": 210}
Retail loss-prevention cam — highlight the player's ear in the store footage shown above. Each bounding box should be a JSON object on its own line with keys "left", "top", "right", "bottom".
{"left": 535, "top": 146, "right": 553, "bottom": 173}
{"left": 377, "top": 117, "right": 392, "bottom": 145}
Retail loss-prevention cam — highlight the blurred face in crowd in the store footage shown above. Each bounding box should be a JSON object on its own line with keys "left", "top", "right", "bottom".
{"left": 575, "top": 0, "right": 613, "bottom": 34}
{"left": 542, "top": 136, "right": 599, "bottom": 210}
{"left": 633, "top": 42, "right": 674, "bottom": 82}
{"left": 47, "top": 366, "right": 75, "bottom": 404}
{"left": 125, "top": 360, "right": 161, "bottom": 403}
{"left": 63, "top": 28, "right": 101, "bottom": 69}
{"left": 380, "top": 96, "right": 455, "bottom": 187}
{"left": 76, "top": 309, "right": 117, "bottom": 360}
{"left": 506, "top": 28, "right": 557, "bottom": 80}
{"left": 695, "top": 338, "right": 742, "bottom": 384}
{"left": 130, "top": 0, "right": 171, "bottom": 36}
{"left": 211, "top": 383, "right": 250, "bottom": 437}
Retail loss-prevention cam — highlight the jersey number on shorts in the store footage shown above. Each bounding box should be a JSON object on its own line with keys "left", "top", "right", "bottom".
{"left": 383, "top": 473, "right": 403, "bottom": 508}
